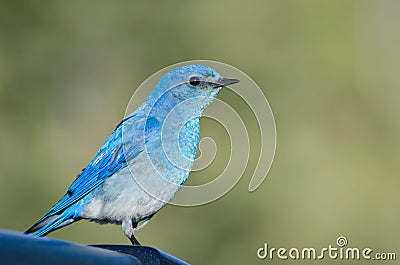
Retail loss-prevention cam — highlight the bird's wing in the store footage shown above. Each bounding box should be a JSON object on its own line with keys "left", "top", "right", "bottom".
{"left": 27, "top": 115, "right": 161, "bottom": 233}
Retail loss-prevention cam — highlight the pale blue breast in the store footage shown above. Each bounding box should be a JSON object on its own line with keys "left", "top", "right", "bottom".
{"left": 81, "top": 110, "right": 201, "bottom": 223}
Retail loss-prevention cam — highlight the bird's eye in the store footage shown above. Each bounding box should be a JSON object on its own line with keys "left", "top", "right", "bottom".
{"left": 189, "top": 76, "right": 201, "bottom": 87}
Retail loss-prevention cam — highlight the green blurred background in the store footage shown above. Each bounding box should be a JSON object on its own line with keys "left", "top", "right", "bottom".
{"left": 1, "top": 1, "right": 399, "bottom": 264}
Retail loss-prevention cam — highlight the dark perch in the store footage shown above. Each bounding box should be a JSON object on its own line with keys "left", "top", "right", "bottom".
{"left": 0, "top": 229, "right": 188, "bottom": 265}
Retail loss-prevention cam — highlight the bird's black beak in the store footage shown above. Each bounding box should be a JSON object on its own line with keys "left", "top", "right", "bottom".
{"left": 211, "top": 77, "right": 240, "bottom": 88}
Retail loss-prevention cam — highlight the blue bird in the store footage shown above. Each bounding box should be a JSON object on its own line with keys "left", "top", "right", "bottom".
{"left": 25, "top": 64, "right": 239, "bottom": 245}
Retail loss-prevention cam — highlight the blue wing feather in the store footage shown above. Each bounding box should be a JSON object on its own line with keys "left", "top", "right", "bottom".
{"left": 26, "top": 114, "right": 161, "bottom": 235}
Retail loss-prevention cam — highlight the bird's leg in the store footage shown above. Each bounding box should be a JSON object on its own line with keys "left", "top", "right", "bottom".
{"left": 124, "top": 215, "right": 154, "bottom": 245}
{"left": 129, "top": 234, "right": 141, "bottom": 245}
{"left": 122, "top": 218, "right": 141, "bottom": 246}
{"left": 129, "top": 220, "right": 141, "bottom": 246}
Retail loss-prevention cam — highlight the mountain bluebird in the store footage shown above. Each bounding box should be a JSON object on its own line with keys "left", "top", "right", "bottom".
{"left": 25, "top": 64, "right": 239, "bottom": 245}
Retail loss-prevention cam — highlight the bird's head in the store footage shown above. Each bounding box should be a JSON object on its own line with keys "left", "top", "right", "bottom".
{"left": 147, "top": 64, "right": 239, "bottom": 116}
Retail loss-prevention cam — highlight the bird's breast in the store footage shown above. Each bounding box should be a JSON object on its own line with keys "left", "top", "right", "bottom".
{"left": 81, "top": 149, "right": 191, "bottom": 223}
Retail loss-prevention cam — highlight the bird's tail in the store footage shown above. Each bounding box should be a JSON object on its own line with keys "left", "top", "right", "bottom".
{"left": 25, "top": 211, "right": 77, "bottom": 237}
